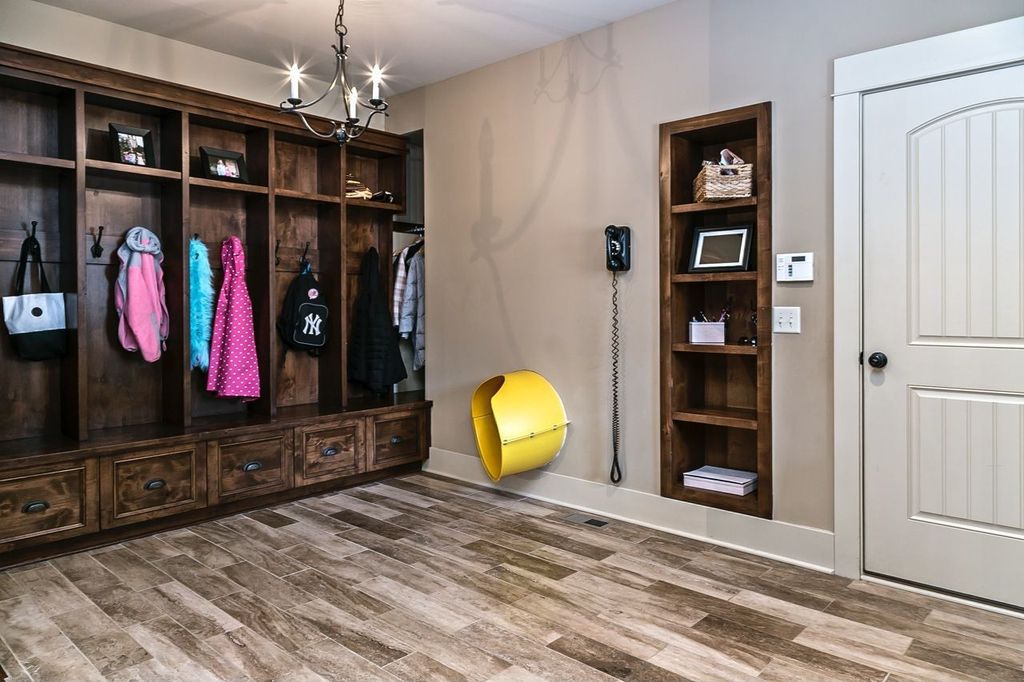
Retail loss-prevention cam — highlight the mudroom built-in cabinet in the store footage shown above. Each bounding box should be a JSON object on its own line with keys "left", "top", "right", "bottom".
{"left": 0, "top": 45, "right": 430, "bottom": 567}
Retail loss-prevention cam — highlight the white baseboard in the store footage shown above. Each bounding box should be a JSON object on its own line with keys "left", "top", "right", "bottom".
{"left": 425, "top": 447, "right": 835, "bottom": 572}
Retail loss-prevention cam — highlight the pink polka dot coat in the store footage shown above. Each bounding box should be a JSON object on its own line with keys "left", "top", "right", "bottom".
{"left": 206, "top": 235, "right": 261, "bottom": 401}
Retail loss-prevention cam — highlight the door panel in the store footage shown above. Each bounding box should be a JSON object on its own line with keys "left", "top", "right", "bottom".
{"left": 864, "top": 64, "right": 1024, "bottom": 606}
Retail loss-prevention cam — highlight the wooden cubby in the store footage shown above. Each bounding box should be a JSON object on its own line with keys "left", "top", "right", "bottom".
{"left": 344, "top": 141, "right": 405, "bottom": 400}
{"left": 659, "top": 103, "right": 772, "bottom": 518}
{"left": 0, "top": 45, "right": 422, "bottom": 451}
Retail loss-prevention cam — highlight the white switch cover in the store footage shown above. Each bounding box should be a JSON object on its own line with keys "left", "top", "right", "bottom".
{"left": 773, "top": 306, "right": 801, "bottom": 333}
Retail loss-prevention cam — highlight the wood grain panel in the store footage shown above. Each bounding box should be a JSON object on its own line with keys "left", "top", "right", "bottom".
{"left": 0, "top": 459, "right": 97, "bottom": 549}
{"left": 367, "top": 410, "right": 427, "bottom": 471}
{"left": 295, "top": 419, "right": 364, "bottom": 485}
{"left": 208, "top": 430, "right": 292, "bottom": 504}
{"left": 101, "top": 445, "right": 205, "bottom": 528}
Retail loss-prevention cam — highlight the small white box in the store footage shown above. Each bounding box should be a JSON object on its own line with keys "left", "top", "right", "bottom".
{"left": 689, "top": 321, "right": 725, "bottom": 345}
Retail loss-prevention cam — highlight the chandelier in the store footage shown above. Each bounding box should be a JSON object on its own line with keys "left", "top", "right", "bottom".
{"left": 280, "top": 0, "right": 388, "bottom": 144}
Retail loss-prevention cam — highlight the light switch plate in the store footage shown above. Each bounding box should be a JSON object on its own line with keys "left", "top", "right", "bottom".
{"left": 773, "top": 306, "right": 801, "bottom": 333}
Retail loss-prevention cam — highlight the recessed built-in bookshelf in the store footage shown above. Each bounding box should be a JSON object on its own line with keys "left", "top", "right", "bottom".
{"left": 659, "top": 103, "right": 772, "bottom": 519}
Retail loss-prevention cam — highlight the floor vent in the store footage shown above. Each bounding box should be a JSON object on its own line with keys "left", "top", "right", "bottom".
{"left": 563, "top": 512, "right": 610, "bottom": 527}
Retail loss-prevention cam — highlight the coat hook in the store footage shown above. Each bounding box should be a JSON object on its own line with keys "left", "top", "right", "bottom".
{"left": 30, "top": 220, "right": 37, "bottom": 239}
{"left": 274, "top": 239, "right": 281, "bottom": 266}
{"left": 301, "top": 241, "right": 310, "bottom": 263}
{"left": 193, "top": 233, "right": 199, "bottom": 240}
{"left": 90, "top": 225, "right": 105, "bottom": 259}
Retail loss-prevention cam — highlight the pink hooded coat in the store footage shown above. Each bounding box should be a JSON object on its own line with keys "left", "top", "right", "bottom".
{"left": 115, "top": 227, "right": 169, "bottom": 363}
{"left": 206, "top": 235, "right": 260, "bottom": 401}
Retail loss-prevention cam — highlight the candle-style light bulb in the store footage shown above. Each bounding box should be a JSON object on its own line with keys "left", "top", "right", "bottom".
{"left": 370, "top": 64, "right": 382, "bottom": 102}
{"left": 288, "top": 64, "right": 301, "bottom": 101}
{"left": 349, "top": 87, "right": 359, "bottom": 120}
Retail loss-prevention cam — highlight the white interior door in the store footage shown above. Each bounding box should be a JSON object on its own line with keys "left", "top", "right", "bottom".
{"left": 863, "top": 64, "right": 1024, "bottom": 607}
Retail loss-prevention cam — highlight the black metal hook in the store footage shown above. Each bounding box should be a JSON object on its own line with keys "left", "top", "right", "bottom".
{"left": 29, "top": 220, "right": 37, "bottom": 239}
{"left": 300, "top": 241, "right": 310, "bottom": 263}
{"left": 275, "top": 239, "right": 281, "bottom": 266}
{"left": 90, "top": 225, "right": 105, "bottom": 259}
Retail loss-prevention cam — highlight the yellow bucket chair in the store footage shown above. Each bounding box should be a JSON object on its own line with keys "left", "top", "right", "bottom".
{"left": 471, "top": 370, "right": 570, "bottom": 481}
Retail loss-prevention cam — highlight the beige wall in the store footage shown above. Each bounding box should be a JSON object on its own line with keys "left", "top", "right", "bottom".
{"left": 0, "top": 0, "right": 346, "bottom": 121}
{"left": 390, "top": 0, "right": 1024, "bottom": 532}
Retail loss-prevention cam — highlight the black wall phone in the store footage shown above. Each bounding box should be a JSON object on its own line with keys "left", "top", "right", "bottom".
{"left": 604, "top": 225, "right": 630, "bottom": 484}
{"left": 605, "top": 225, "right": 631, "bottom": 272}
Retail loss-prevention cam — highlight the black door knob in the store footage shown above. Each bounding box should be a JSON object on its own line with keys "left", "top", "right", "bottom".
{"left": 868, "top": 352, "right": 888, "bottom": 369}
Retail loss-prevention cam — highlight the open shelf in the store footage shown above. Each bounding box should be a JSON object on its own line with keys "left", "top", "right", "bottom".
{"left": 346, "top": 197, "right": 404, "bottom": 212}
{"left": 85, "top": 158, "right": 181, "bottom": 181}
{"left": 274, "top": 188, "right": 341, "bottom": 204}
{"left": 670, "top": 483, "right": 762, "bottom": 515}
{"left": 672, "top": 343, "right": 757, "bottom": 355}
{"left": 190, "top": 176, "right": 268, "bottom": 194}
{"left": 673, "top": 407, "right": 758, "bottom": 430}
{"left": 672, "top": 272, "right": 757, "bottom": 283}
{"left": 660, "top": 102, "right": 772, "bottom": 519}
{"left": 0, "top": 150, "right": 75, "bottom": 170}
{"left": 672, "top": 196, "right": 757, "bottom": 214}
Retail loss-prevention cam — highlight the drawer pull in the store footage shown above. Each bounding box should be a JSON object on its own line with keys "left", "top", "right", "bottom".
{"left": 390, "top": 436, "right": 403, "bottom": 446}
{"left": 22, "top": 500, "right": 49, "bottom": 514}
{"left": 321, "top": 446, "right": 339, "bottom": 457}
{"left": 242, "top": 461, "right": 263, "bottom": 473}
{"left": 143, "top": 478, "right": 166, "bottom": 491}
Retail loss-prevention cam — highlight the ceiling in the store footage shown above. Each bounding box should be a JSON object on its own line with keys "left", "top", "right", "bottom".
{"left": 34, "top": 0, "right": 675, "bottom": 95}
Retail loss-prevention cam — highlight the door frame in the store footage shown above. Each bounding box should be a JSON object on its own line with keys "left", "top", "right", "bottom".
{"left": 832, "top": 17, "right": 1024, "bottom": 579}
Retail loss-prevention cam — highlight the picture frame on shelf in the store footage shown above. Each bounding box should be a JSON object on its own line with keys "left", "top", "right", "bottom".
{"left": 108, "top": 123, "right": 155, "bottom": 167}
{"left": 199, "top": 146, "right": 249, "bottom": 183}
{"left": 687, "top": 224, "right": 753, "bottom": 273}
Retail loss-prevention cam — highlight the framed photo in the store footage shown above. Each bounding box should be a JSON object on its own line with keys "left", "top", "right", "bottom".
{"left": 199, "top": 147, "right": 249, "bottom": 183}
{"left": 108, "top": 123, "right": 154, "bottom": 167}
{"left": 687, "top": 225, "right": 753, "bottom": 273}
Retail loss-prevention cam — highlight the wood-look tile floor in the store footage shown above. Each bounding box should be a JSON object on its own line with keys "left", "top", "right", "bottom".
{"left": 2, "top": 474, "right": 1024, "bottom": 681}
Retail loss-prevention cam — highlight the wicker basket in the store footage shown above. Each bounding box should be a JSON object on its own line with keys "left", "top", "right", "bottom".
{"left": 693, "top": 163, "right": 753, "bottom": 202}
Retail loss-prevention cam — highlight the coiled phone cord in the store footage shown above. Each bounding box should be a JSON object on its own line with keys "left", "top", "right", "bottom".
{"left": 610, "top": 270, "right": 623, "bottom": 484}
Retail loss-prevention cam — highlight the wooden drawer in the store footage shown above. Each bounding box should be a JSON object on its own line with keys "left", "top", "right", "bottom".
{"left": 208, "top": 430, "right": 293, "bottom": 504}
{"left": 295, "top": 419, "right": 365, "bottom": 485}
{"left": 0, "top": 460, "right": 98, "bottom": 550}
{"left": 367, "top": 409, "right": 428, "bottom": 471}
{"left": 101, "top": 445, "right": 206, "bottom": 528}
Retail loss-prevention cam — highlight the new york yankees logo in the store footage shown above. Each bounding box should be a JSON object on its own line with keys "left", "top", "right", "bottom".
{"left": 303, "top": 313, "right": 322, "bottom": 336}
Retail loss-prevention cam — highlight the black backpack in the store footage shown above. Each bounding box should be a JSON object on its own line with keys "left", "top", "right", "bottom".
{"left": 277, "top": 270, "right": 328, "bottom": 355}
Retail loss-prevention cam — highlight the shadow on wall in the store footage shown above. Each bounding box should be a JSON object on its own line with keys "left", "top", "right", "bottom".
{"left": 468, "top": 27, "right": 621, "bottom": 369}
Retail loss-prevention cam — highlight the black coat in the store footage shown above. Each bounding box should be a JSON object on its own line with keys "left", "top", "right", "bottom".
{"left": 348, "top": 247, "right": 407, "bottom": 393}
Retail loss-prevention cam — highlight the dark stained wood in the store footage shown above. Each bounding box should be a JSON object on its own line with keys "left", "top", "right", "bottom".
{"left": 100, "top": 443, "right": 207, "bottom": 528}
{"left": 0, "top": 44, "right": 427, "bottom": 566}
{"left": 295, "top": 418, "right": 365, "bottom": 485}
{"left": 660, "top": 103, "right": 772, "bottom": 518}
{"left": 672, "top": 196, "right": 757, "bottom": 213}
{"left": 0, "top": 461, "right": 421, "bottom": 569}
{"left": 207, "top": 429, "right": 293, "bottom": 504}
{"left": 84, "top": 159, "right": 180, "bottom": 181}
{"left": 0, "top": 459, "right": 97, "bottom": 550}
{"left": 672, "top": 342, "right": 758, "bottom": 355}
{"left": 0, "top": 150, "right": 75, "bottom": 169}
{"left": 367, "top": 410, "right": 427, "bottom": 471}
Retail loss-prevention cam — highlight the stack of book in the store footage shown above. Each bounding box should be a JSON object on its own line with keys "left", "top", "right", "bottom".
{"left": 683, "top": 466, "right": 757, "bottom": 496}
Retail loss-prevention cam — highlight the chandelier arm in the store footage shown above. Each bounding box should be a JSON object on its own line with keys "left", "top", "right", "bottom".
{"left": 291, "top": 111, "right": 343, "bottom": 140}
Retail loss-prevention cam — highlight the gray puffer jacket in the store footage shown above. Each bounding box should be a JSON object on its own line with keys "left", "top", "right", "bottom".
{"left": 398, "top": 250, "right": 424, "bottom": 371}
